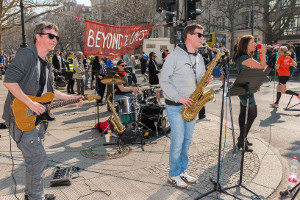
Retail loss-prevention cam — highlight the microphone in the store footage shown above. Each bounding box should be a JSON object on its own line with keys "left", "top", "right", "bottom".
{"left": 257, "top": 44, "right": 262, "bottom": 49}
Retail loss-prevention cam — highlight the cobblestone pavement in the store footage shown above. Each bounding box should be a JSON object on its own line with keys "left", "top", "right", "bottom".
{"left": 145, "top": 149, "right": 260, "bottom": 190}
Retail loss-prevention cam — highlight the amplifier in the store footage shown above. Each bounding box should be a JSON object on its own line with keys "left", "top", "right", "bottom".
{"left": 50, "top": 166, "right": 79, "bottom": 187}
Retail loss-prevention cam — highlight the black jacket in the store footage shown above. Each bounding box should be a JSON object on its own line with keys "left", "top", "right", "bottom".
{"left": 52, "top": 54, "right": 61, "bottom": 70}
{"left": 148, "top": 59, "right": 159, "bottom": 85}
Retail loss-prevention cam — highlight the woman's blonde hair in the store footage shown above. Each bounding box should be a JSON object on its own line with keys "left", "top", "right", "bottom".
{"left": 280, "top": 46, "right": 291, "bottom": 56}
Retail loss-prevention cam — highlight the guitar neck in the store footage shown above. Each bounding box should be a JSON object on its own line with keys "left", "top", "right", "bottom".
{"left": 47, "top": 96, "right": 86, "bottom": 111}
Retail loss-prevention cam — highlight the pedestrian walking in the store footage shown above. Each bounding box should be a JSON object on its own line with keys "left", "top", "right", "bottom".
{"left": 272, "top": 46, "right": 299, "bottom": 108}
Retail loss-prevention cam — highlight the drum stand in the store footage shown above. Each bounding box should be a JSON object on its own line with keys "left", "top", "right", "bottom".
{"left": 131, "top": 96, "right": 146, "bottom": 151}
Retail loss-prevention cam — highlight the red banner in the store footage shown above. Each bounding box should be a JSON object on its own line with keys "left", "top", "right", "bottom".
{"left": 84, "top": 20, "right": 154, "bottom": 56}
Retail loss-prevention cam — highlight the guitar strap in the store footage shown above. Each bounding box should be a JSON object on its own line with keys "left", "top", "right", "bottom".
{"left": 37, "top": 57, "right": 47, "bottom": 97}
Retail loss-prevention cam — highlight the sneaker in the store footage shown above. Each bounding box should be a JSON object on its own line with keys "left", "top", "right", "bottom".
{"left": 298, "top": 93, "right": 300, "bottom": 101}
{"left": 168, "top": 175, "right": 188, "bottom": 188}
{"left": 180, "top": 171, "right": 197, "bottom": 184}
{"left": 198, "top": 117, "right": 211, "bottom": 122}
{"left": 270, "top": 103, "right": 279, "bottom": 108}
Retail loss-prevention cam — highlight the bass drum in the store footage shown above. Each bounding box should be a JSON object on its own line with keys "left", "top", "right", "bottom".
{"left": 139, "top": 105, "right": 170, "bottom": 134}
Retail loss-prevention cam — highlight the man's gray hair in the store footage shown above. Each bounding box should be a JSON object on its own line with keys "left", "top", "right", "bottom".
{"left": 33, "top": 21, "right": 59, "bottom": 44}
{"left": 75, "top": 51, "right": 83, "bottom": 56}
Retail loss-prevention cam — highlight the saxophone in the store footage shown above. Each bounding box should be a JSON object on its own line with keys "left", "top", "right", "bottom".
{"left": 181, "top": 46, "right": 225, "bottom": 121}
{"left": 107, "top": 93, "right": 126, "bottom": 134}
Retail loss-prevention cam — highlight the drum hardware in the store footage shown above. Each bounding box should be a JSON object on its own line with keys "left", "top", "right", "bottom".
{"left": 153, "top": 121, "right": 158, "bottom": 137}
{"left": 133, "top": 83, "right": 149, "bottom": 87}
{"left": 130, "top": 94, "right": 146, "bottom": 151}
{"left": 150, "top": 84, "right": 160, "bottom": 88}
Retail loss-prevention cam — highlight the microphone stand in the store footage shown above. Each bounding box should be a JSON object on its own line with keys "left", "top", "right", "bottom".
{"left": 195, "top": 53, "right": 237, "bottom": 199}
{"left": 79, "top": 69, "right": 102, "bottom": 134}
{"left": 223, "top": 54, "right": 237, "bottom": 153}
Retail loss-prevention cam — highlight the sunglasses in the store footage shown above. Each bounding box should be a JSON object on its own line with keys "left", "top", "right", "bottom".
{"left": 39, "top": 33, "right": 60, "bottom": 41}
{"left": 121, "top": 64, "right": 127, "bottom": 67}
{"left": 191, "top": 32, "right": 204, "bottom": 38}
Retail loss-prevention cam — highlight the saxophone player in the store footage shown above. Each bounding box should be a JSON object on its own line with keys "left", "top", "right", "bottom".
{"left": 160, "top": 24, "right": 213, "bottom": 188}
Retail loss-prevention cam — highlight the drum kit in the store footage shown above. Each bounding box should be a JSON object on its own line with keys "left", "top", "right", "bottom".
{"left": 101, "top": 75, "right": 170, "bottom": 140}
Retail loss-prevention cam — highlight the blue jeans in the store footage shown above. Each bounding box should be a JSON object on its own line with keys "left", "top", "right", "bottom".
{"left": 291, "top": 69, "right": 300, "bottom": 77}
{"left": 165, "top": 105, "right": 196, "bottom": 177}
{"left": 84, "top": 72, "right": 89, "bottom": 89}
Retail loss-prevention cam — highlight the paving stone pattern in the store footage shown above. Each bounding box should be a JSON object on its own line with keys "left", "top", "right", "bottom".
{"left": 145, "top": 148, "right": 260, "bottom": 193}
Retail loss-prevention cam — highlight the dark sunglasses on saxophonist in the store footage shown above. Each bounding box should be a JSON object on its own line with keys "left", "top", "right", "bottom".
{"left": 191, "top": 32, "right": 204, "bottom": 38}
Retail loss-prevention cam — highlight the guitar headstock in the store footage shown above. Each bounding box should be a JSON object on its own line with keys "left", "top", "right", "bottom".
{"left": 85, "top": 95, "right": 101, "bottom": 101}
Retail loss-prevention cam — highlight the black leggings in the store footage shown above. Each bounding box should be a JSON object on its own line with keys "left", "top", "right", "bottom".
{"left": 238, "top": 103, "right": 257, "bottom": 141}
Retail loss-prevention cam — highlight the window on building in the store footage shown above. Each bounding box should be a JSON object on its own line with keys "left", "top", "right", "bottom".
{"left": 153, "top": 30, "right": 159, "bottom": 38}
{"left": 241, "top": 11, "right": 250, "bottom": 29}
{"left": 282, "top": 15, "right": 300, "bottom": 35}
{"left": 94, "top": 11, "right": 98, "bottom": 19}
{"left": 146, "top": 44, "right": 155, "bottom": 48}
{"left": 281, "top": 0, "right": 300, "bottom": 8}
{"left": 214, "top": 17, "right": 225, "bottom": 31}
{"left": 82, "top": 7, "right": 85, "bottom": 12}
{"left": 269, "top": 0, "right": 276, "bottom": 11}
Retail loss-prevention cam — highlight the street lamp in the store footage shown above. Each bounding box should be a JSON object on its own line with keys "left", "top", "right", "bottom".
{"left": 20, "top": 1, "right": 28, "bottom": 48}
{"left": 251, "top": 0, "right": 254, "bottom": 35}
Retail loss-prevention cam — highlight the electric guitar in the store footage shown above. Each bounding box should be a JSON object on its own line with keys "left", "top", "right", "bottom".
{"left": 11, "top": 92, "right": 100, "bottom": 132}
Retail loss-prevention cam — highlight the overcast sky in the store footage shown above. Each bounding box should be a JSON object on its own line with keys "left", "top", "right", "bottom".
{"left": 77, "top": 0, "right": 91, "bottom": 6}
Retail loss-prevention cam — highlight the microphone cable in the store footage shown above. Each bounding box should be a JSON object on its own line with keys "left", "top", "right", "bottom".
{"left": 8, "top": 115, "right": 21, "bottom": 200}
{"left": 216, "top": 53, "right": 231, "bottom": 199}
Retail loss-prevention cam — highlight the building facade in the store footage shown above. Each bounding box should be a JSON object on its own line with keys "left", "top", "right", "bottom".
{"left": 198, "top": 0, "right": 300, "bottom": 58}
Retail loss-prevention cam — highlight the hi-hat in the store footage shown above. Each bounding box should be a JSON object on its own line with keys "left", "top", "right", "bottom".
{"left": 101, "top": 75, "right": 126, "bottom": 85}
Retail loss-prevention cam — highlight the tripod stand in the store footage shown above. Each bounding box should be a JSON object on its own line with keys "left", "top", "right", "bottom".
{"left": 196, "top": 68, "right": 270, "bottom": 200}
{"left": 131, "top": 96, "right": 146, "bottom": 151}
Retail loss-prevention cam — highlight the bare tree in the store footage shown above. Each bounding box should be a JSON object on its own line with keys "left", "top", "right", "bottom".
{"left": 199, "top": 0, "right": 251, "bottom": 53}
{"left": 105, "top": 0, "right": 157, "bottom": 26}
{"left": 45, "top": 10, "right": 85, "bottom": 53}
{"left": 0, "top": 0, "right": 61, "bottom": 53}
{"left": 255, "top": 0, "right": 298, "bottom": 44}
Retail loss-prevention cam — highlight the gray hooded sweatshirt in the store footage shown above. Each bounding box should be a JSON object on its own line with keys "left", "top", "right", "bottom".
{"left": 159, "top": 44, "right": 206, "bottom": 103}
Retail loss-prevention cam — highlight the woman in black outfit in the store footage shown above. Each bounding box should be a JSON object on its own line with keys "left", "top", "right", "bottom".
{"left": 148, "top": 52, "right": 159, "bottom": 85}
{"left": 92, "top": 56, "right": 107, "bottom": 105}
{"left": 234, "top": 35, "right": 267, "bottom": 152}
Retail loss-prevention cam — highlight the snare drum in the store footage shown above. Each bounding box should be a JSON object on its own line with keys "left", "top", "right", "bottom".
{"left": 117, "top": 97, "right": 135, "bottom": 114}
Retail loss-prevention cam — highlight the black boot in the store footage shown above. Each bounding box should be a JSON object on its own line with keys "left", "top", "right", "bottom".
{"left": 237, "top": 137, "right": 253, "bottom": 152}
{"left": 246, "top": 139, "right": 253, "bottom": 146}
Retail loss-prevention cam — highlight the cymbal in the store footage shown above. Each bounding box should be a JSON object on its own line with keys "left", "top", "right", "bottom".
{"left": 101, "top": 75, "right": 126, "bottom": 85}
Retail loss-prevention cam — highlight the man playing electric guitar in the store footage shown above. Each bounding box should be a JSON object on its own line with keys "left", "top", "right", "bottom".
{"left": 2, "top": 22, "right": 83, "bottom": 200}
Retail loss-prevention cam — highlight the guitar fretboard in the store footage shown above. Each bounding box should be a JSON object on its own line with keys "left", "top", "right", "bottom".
{"left": 47, "top": 97, "right": 84, "bottom": 110}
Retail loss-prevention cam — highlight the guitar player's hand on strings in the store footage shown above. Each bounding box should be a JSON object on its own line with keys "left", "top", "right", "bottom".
{"left": 28, "top": 101, "right": 46, "bottom": 115}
